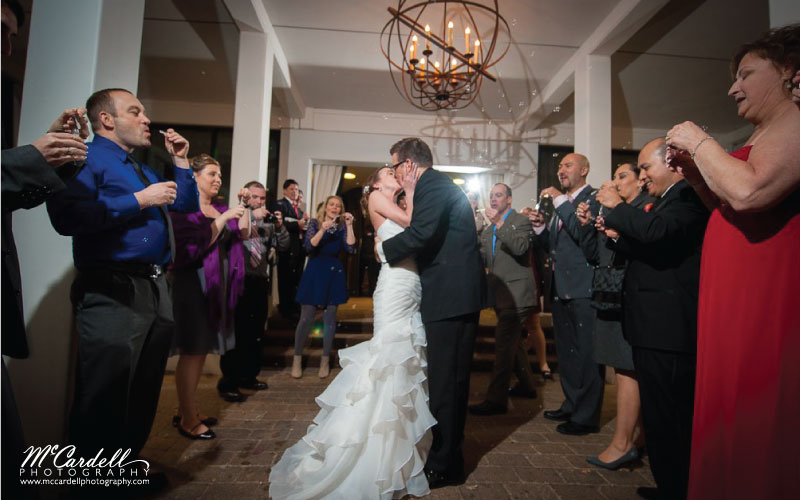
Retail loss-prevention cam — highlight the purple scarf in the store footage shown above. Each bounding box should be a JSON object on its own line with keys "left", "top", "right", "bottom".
{"left": 170, "top": 200, "right": 246, "bottom": 332}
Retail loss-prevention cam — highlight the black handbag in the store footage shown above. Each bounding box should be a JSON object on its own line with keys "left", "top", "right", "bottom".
{"left": 591, "top": 256, "right": 626, "bottom": 311}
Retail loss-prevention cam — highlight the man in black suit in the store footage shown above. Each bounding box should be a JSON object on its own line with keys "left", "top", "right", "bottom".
{"left": 530, "top": 153, "right": 604, "bottom": 436}
{"left": 272, "top": 179, "right": 306, "bottom": 319}
{"left": 597, "top": 138, "right": 709, "bottom": 500}
{"left": 378, "top": 137, "right": 485, "bottom": 488}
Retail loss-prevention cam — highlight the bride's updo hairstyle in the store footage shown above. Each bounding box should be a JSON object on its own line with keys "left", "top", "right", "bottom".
{"left": 360, "top": 167, "right": 390, "bottom": 213}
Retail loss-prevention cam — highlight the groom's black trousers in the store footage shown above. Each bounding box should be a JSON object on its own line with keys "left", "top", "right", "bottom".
{"left": 424, "top": 312, "right": 479, "bottom": 477}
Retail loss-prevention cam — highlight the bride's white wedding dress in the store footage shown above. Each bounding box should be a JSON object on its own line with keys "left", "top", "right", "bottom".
{"left": 269, "top": 219, "right": 434, "bottom": 500}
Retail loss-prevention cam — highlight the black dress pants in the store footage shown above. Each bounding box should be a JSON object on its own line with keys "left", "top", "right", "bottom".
{"left": 551, "top": 297, "right": 604, "bottom": 426}
{"left": 219, "top": 275, "right": 269, "bottom": 391}
{"left": 485, "top": 306, "right": 537, "bottom": 406}
{"left": 277, "top": 253, "right": 302, "bottom": 318}
{"left": 424, "top": 312, "right": 478, "bottom": 478}
{"left": 633, "top": 346, "right": 696, "bottom": 500}
{"left": 68, "top": 270, "right": 173, "bottom": 460}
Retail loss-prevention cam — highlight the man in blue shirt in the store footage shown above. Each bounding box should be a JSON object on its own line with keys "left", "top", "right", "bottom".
{"left": 46, "top": 88, "right": 198, "bottom": 475}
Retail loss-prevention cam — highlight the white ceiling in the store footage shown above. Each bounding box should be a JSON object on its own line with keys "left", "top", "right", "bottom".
{"left": 137, "top": 0, "right": 771, "bottom": 136}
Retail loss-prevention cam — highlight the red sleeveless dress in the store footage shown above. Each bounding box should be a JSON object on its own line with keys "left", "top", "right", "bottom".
{"left": 688, "top": 146, "right": 800, "bottom": 499}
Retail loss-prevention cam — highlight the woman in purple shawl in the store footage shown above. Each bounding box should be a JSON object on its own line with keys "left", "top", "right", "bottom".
{"left": 170, "top": 154, "right": 250, "bottom": 440}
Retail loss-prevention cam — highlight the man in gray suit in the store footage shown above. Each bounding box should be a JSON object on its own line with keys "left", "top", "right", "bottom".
{"left": 530, "top": 153, "right": 604, "bottom": 435}
{"left": 469, "top": 183, "right": 538, "bottom": 415}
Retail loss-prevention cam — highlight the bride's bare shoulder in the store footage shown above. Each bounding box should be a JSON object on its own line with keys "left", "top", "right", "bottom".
{"left": 369, "top": 191, "right": 410, "bottom": 228}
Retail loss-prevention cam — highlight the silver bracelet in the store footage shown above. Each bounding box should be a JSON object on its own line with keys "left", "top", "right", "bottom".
{"left": 691, "top": 136, "right": 713, "bottom": 160}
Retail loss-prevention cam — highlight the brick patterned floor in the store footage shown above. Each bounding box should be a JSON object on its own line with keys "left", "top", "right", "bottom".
{"left": 141, "top": 368, "right": 655, "bottom": 499}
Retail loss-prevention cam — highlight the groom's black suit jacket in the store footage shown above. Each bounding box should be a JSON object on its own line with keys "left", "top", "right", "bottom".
{"left": 383, "top": 168, "right": 485, "bottom": 323}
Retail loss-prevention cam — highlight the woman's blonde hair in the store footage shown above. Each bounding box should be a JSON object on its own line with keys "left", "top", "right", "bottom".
{"left": 189, "top": 153, "right": 219, "bottom": 173}
{"left": 316, "top": 195, "right": 345, "bottom": 224}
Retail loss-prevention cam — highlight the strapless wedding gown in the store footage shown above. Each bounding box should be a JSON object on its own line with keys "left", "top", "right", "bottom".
{"left": 269, "top": 219, "right": 434, "bottom": 500}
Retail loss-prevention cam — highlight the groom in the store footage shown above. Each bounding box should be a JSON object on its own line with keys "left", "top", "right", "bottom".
{"left": 377, "top": 137, "right": 485, "bottom": 488}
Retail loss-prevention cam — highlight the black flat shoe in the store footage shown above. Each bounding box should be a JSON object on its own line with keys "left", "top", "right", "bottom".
{"left": 509, "top": 384, "right": 537, "bottom": 399}
{"left": 239, "top": 378, "right": 268, "bottom": 391}
{"left": 586, "top": 447, "right": 639, "bottom": 470}
{"left": 172, "top": 415, "right": 218, "bottom": 427}
{"left": 468, "top": 400, "right": 508, "bottom": 416}
{"left": 541, "top": 370, "right": 554, "bottom": 380}
{"left": 177, "top": 422, "right": 216, "bottom": 440}
{"left": 543, "top": 408, "right": 572, "bottom": 421}
{"left": 556, "top": 421, "right": 600, "bottom": 436}
{"left": 423, "top": 468, "right": 465, "bottom": 489}
{"left": 218, "top": 389, "right": 245, "bottom": 402}
{"left": 636, "top": 486, "right": 660, "bottom": 499}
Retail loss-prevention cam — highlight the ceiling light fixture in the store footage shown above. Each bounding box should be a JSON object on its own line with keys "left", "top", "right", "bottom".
{"left": 343, "top": 172, "right": 357, "bottom": 180}
{"left": 381, "top": 0, "right": 509, "bottom": 111}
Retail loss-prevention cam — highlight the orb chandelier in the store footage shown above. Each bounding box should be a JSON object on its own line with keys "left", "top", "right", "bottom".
{"left": 381, "top": 0, "right": 509, "bottom": 111}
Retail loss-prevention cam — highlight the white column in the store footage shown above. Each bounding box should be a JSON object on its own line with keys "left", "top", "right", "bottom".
{"left": 574, "top": 54, "right": 612, "bottom": 188}
{"left": 229, "top": 32, "right": 274, "bottom": 204}
{"left": 769, "top": 0, "right": 800, "bottom": 27}
{"left": 8, "top": 0, "right": 145, "bottom": 447}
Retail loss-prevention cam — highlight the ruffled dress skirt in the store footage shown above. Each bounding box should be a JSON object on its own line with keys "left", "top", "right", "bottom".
{"left": 269, "top": 258, "right": 434, "bottom": 500}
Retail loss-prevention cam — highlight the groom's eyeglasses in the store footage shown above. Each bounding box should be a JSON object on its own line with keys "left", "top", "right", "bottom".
{"left": 391, "top": 159, "right": 406, "bottom": 171}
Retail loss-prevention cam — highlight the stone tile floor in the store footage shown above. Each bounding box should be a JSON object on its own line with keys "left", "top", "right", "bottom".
{"left": 141, "top": 368, "right": 654, "bottom": 499}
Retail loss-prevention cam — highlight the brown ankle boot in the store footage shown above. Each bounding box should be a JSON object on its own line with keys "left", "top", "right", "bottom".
{"left": 291, "top": 355, "right": 302, "bottom": 379}
{"left": 318, "top": 356, "right": 330, "bottom": 378}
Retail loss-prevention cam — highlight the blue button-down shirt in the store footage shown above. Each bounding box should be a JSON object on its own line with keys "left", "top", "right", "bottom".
{"left": 47, "top": 135, "right": 199, "bottom": 268}
{"left": 492, "top": 208, "right": 512, "bottom": 258}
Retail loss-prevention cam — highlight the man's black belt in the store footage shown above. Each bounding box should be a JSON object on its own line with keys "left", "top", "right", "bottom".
{"left": 95, "top": 261, "right": 165, "bottom": 279}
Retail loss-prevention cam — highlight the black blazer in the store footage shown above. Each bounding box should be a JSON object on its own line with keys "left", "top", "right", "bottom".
{"left": 272, "top": 197, "right": 305, "bottom": 263}
{"left": 382, "top": 168, "right": 485, "bottom": 323}
{"left": 579, "top": 192, "right": 655, "bottom": 267}
{"left": 532, "top": 185, "right": 597, "bottom": 300}
{"left": 1, "top": 145, "right": 70, "bottom": 358}
{"left": 603, "top": 181, "right": 709, "bottom": 353}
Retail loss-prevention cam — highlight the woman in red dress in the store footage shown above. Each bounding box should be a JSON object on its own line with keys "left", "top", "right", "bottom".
{"left": 667, "top": 24, "right": 800, "bottom": 500}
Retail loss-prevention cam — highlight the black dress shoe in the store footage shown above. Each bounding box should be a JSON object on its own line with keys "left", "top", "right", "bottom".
{"left": 586, "top": 447, "right": 639, "bottom": 470}
{"left": 508, "top": 384, "right": 537, "bottom": 399}
{"left": 239, "top": 378, "right": 268, "bottom": 390}
{"left": 468, "top": 400, "right": 507, "bottom": 416}
{"left": 543, "top": 408, "right": 572, "bottom": 421}
{"left": 636, "top": 486, "right": 660, "bottom": 499}
{"left": 556, "top": 421, "right": 600, "bottom": 436}
{"left": 541, "top": 370, "right": 554, "bottom": 381}
{"left": 423, "top": 468, "right": 464, "bottom": 489}
{"left": 177, "top": 423, "right": 216, "bottom": 440}
{"left": 218, "top": 389, "right": 245, "bottom": 402}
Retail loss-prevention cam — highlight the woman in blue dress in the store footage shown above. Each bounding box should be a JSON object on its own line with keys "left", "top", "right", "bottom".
{"left": 291, "top": 195, "right": 356, "bottom": 378}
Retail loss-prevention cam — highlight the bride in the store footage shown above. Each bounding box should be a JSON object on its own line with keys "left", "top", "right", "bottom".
{"left": 269, "top": 166, "right": 434, "bottom": 500}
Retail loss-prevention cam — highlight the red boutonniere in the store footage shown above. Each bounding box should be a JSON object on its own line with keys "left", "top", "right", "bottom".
{"left": 644, "top": 203, "right": 654, "bottom": 213}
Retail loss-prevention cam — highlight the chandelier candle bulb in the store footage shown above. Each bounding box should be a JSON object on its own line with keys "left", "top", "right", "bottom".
{"left": 448, "top": 21, "right": 454, "bottom": 48}
{"left": 425, "top": 24, "right": 431, "bottom": 52}
{"left": 465, "top": 26, "right": 470, "bottom": 53}
{"left": 411, "top": 34, "right": 418, "bottom": 61}
{"left": 474, "top": 39, "right": 480, "bottom": 65}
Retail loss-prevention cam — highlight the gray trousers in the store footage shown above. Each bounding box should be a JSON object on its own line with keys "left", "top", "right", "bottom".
{"left": 69, "top": 269, "right": 174, "bottom": 459}
{"left": 485, "top": 306, "right": 537, "bottom": 406}
{"left": 551, "top": 297, "right": 604, "bottom": 426}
